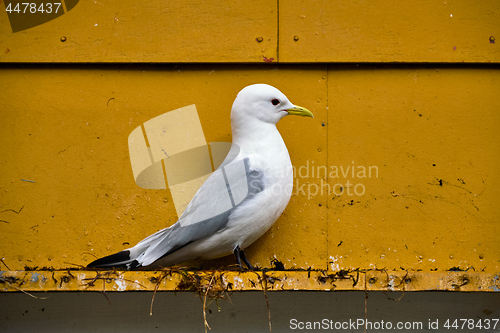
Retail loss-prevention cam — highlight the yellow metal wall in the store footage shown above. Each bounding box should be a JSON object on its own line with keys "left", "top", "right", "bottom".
{"left": 0, "top": 0, "right": 498, "bottom": 63}
{"left": 280, "top": 1, "right": 499, "bottom": 63}
{"left": 0, "top": 1, "right": 499, "bottom": 278}
{"left": 328, "top": 65, "right": 499, "bottom": 272}
{"left": 1, "top": 65, "right": 498, "bottom": 273}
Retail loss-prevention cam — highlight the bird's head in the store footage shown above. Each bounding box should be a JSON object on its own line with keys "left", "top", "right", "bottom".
{"left": 231, "top": 84, "right": 313, "bottom": 126}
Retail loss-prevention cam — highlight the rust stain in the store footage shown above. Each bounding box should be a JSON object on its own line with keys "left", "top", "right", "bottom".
{"left": 263, "top": 56, "right": 274, "bottom": 63}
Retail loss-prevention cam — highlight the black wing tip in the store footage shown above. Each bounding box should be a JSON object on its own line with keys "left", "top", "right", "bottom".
{"left": 86, "top": 250, "right": 131, "bottom": 269}
{"left": 129, "top": 260, "right": 141, "bottom": 269}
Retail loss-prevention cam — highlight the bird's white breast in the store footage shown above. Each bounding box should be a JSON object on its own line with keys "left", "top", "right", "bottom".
{"left": 224, "top": 129, "right": 293, "bottom": 249}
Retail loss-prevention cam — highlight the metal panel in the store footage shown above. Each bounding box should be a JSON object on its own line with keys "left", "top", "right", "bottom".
{"left": 2, "top": 291, "right": 499, "bottom": 332}
{"left": 2, "top": 1, "right": 498, "bottom": 63}
{"left": 0, "top": 64, "right": 497, "bottom": 290}
{"left": 0, "top": 65, "right": 328, "bottom": 272}
{"left": 0, "top": 0, "right": 278, "bottom": 63}
{"left": 327, "top": 65, "right": 500, "bottom": 272}
{"left": 280, "top": 0, "right": 500, "bottom": 63}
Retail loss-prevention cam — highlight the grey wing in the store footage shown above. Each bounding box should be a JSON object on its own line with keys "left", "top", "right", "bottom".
{"left": 134, "top": 157, "right": 264, "bottom": 267}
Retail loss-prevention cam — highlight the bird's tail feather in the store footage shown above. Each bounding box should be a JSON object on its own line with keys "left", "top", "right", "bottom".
{"left": 86, "top": 228, "right": 172, "bottom": 269}
{"left": 86, "top": 250, "right": 135, "bottom": 269}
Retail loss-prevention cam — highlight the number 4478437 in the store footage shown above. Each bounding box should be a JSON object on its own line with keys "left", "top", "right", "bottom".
{"left": 5, "top": 3, "right": 62, "bottom": 14}
{"left": 444, "top": 319, "right": 498, "bottom": 330}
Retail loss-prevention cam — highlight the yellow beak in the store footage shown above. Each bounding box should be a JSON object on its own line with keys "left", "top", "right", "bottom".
{"left": 286, "top": 105, "right": 314, "bottom": 118}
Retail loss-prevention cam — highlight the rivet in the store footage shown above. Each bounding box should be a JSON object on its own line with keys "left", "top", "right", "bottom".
{"left": 62, "top": 276, "right": 70, "bottom": 283}
{"left": 293, "top": 35, "right": 299, "bottom": 41}
{"left": 105, "top": 278, "right": 113, "bottom": 283}
{"left": 368, "top": 277, "right": 377, "bottom": 284}
{"left": 60, "top": 36, "right": 67, "bottom": 42}
{"left": 150, "top": 277, "right": 158, "bottom": 284}
{"left": 419, "top": 255, "right": 424, "bottom": 259}
{"left": 256, "top": 37, "right": 264, "bottom": 43}
{"left": 490, "top": 36, "right": 495, "bottom": 44}
{"left": 404, "top": 278, "right": 411, "bottom": 284}
{"left": 479, "top": 255, "right": 484, "bottom": 259}
{"left": 449, "top": 255, "right": 454, "bottom": 259}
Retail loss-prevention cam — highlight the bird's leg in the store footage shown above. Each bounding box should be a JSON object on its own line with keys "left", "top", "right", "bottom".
{"left": 234, "top": 245, "right": 255, "bottom": 271}
{"left": 240, "top": 250, "right": 255, "bottom": 270}
{"left": 233, "top": 246, "right": 243, "bottom": 270}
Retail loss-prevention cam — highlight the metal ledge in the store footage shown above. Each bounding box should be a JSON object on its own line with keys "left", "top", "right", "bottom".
{"left": 1, "top": 270, "right": 499, "bottom": 293}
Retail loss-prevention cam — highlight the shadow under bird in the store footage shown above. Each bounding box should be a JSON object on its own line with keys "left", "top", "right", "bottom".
{"left": 87, "top": 83, "right": 313, "bottom": 270}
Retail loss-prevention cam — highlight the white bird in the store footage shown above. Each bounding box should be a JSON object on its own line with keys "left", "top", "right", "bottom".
{"left": 87, "top": 84, "right": 313, "bottom": 270}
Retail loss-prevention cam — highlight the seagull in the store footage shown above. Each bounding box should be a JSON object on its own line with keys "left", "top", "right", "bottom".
{"left": 87, "top": 84, "right": 313, "bottom": 270}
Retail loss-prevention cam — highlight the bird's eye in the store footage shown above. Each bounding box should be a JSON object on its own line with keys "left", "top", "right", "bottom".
{"left": 271, "top": 99, "right": 280, "bottom": 106}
